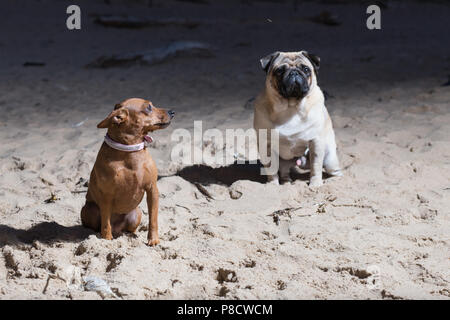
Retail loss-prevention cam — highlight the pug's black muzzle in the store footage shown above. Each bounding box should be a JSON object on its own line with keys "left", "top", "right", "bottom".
{"left": 278, "top": 69, "right": 309, "bottom": 99}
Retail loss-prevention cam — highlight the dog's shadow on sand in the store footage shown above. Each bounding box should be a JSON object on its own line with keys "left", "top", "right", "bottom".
{"left": 0, "top": 163, "right": 315, "bottom": 247}
{"left": 170, "top": 160, "right": 311, "bottom": 186}
{"left": 0, "top": 222, "right": 94, "bottom": 247}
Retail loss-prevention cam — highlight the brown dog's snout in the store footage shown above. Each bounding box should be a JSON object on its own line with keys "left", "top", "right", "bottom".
{"left": 167, "top": 110, "right": 175, "bottom": 119}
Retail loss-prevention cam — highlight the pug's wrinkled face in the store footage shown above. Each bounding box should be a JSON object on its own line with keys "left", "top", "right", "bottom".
{"left": 260, "top": 51, "right": 320, "bottom": 99}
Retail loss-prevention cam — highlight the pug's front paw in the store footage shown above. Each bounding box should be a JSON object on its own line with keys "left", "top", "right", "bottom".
{"left": 309, "top": 177, "right": 323, "bottom": 188}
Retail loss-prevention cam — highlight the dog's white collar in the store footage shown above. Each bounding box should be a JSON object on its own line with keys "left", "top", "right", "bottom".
{"left": 104, "top": 134, "right": 152, "bottom": 152}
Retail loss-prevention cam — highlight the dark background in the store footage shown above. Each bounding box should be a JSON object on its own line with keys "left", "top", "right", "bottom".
{"left": 1, "top": 0, "right": 449, "bottom": 121}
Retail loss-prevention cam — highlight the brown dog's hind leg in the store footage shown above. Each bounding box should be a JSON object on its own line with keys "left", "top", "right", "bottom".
{"left": 80, "top": 201, "right": 101, "bottom": 232}
{"left": 110, "top": 208, "right": 142, "bottom": 236}
{"left": 125, "top": 207, "right": 142, "bottom": 233}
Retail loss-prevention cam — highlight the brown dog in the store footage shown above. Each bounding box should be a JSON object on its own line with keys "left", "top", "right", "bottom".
{"left": 81, "top": 98, "right": 174, "bottom": 245}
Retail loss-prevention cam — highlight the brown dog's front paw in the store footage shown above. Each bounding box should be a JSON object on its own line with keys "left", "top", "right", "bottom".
{"left": 101, "top": 228, "right": 113, "bottom": 240}
{"left": 101, "top": 233, "right": 113, "bottom": 240}
{"left": 147, "top": 238, "right": 160, "bottom": 246}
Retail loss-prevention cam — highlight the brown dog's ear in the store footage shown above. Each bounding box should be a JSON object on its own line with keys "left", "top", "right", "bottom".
{"left": 302, "top": 51, "right": 320, "bottom": 75}
{"left": 260, "top": 51, "right": 280, "bottom": 73}
{"left": 97, "top": 108, "right": 129, "bottom": 129}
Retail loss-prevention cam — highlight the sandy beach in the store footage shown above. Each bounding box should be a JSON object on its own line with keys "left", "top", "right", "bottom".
{"left": 0, "top": 0, "right": 449, "bottom": 299}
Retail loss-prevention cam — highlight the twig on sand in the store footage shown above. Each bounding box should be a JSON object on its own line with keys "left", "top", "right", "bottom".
{"left": 194, "top": 183, "right": 215, "bottom": 200}
{"left": 175, "top": 204, "right": 192, "bottom": 213}
{"left": 23, "top": 61, "right": 45, "bottom": 67}
{"left": 272, "top": 207, "right": 302, "bottom": 216}
{"left": 71, "top": 190, "right": 87, "bottom": 194}
{"left": 42, "top": 274, "right": 65, "bottom": 294}
{"left": 71, "top": 117, "right": 89, "bottom": 128}
{"left": 86, "top": 41, "right": 214, "bottom": 68}
{"left": 42, "top": 276, "right": 52, "bottom": 294}
{"left": 331, "top": 203, "right": 376, "bottom": 213}
{"left": 269, "top": 207, "right": 306, "bottom": 225}
{"left": 309, "top": 11, "right": 341, "bottom": 26}
{"left": 93, "top": 15, "right": 201, "bottom": 29}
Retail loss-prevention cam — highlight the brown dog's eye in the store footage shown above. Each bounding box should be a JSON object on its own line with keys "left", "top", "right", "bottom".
{"left": 147, "top": 104, "right": 152, "bottom": 112}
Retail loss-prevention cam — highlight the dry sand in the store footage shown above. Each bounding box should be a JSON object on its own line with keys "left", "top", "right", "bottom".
{"left": 0, "top": 0, "right": 449, "bottom": 299}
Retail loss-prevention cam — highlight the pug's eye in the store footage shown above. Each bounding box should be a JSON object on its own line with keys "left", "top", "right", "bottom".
{"left": 274, "top": 67, "right": 285, "bottom": 75}
{"left": 147, "top": 104, "right": 152, "bottom": 112}
{"left": 302, "top": 66, "right": 311, "bottom": 74}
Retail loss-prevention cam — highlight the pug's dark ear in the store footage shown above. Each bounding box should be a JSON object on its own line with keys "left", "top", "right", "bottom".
{"left": 260, "top": 51, "right": 280, "bottom": 73}
{"left": 114, "top": 103, "right": 122, "bottom": 110}
{"left": 302, "top": 51, "right": 320, "bottom": 75}
{"left": 97, "top": 108, "right": 129, "bottom": 129}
